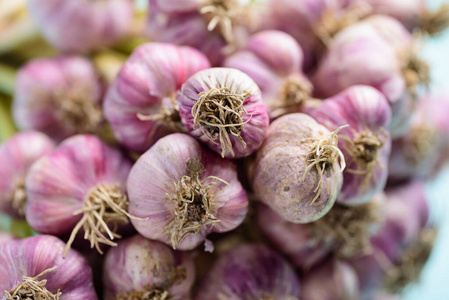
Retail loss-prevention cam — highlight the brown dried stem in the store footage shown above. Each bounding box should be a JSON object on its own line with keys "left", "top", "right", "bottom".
{"left": 302, "top": 125, "right": 347, "bottom": 205}
{"left": 341, "top": 129, "right": 386, "bottom": 191}
{"left": 419, "top": 4, "right": 449, "bottom": 36}
{"left": 192, "top": 87, "right": 251, "bottom": 157}
{"left": 11, "top": 177, "right": 26, "bottom": 217}
{"left": 313, "top": 201, "right": 380, "bottom": 258}
{"left": 383, "top": 227, "right": 437, "bottom": 293}
{"left": 115, "top": 289, "right": 170, "bottom": 300}
{"left": 406, "top": 123, "right": 436, "bottom": 164}
{"left": 165, "top": 158, "right": 228, "bottom": 249}
{"left": 64, "top": 184, "right": 147, "bottom": 257}
{"left": 5, "top": 266, "right": 61, "bottom": 300}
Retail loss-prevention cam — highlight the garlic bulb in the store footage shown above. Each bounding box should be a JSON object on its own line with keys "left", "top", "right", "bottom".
{"left": 25, "top": 134, "right": 134, "bottom": 256}
{"left": 0, "top": 131, "right": 55, "bottom": 218}
{"left": 177, "top": 67, "right": 269, "bottom": 158}
{"left": 103, "top": 235, "right": 195, "bottom": 300}
{"left": 224, "top": 30, "right": 316, "bottom": 119}
{"left": 13, "top": 56, "right": 105, "bottom": 141}
{"left": 127, "top": 133, "right": 248, "bottom": 251}
{"left": 104, "top": 43, "right": 211, "bottom": 154}
{"left": 0, "top": 235, "right": 97, "bottom": 299}
{"left": 27, "top": 0, "right": 134, "bottom": 53}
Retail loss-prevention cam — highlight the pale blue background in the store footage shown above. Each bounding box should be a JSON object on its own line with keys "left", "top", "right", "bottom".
{"left": 404, "top": 1, "right": 449, "bottom": 299}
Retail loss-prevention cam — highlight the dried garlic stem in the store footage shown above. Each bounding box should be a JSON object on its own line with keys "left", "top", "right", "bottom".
{"left": 11, "top": 177, "right": 26, "bottom": 217}
{"left": 302, "top": 125, "right": 347, "bottom": 205}
{"left": 192, "top": 87, "right": 251, "bottom": 157}
{"left": 5, "top": 266, "right": 61, "bottom": 300}
{"left": 400, "top": 35, "right": 430, "bottom": 97}
{"left": 315, "top": 3, "right": 371, "bottom": 47}
{"left": 64, "top": 184, "right": 146, "bottom": 257}
{"left": 342, "top": 129, "right": 386, "bottom": 191}
{"left": 54, "top": 87, "right": 103, "bottom": 135}
{"left": 115, "top": 289, "right": 170, "bottom": 300}
{"left": 406, "top": 124, "right": 436, "bottom": 164}
{"left": 313, "top": 201, "right": 380, "bottom": 258}
{"left": 383, "top": 227, "right": 437, "bottom": 293}
{"left": 165, "top": 158, "right": 228, "bottom": 249}
{"left": 419, "top": 4, "right": 449, "bottom": 36}
{"left": 200, "top": 0, "right": 253, "bottom": 44}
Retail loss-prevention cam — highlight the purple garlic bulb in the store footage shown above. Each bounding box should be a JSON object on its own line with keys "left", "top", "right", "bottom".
{"left": 26, "top": 134, "right": 134, "bottom": 256}
{"left": 0, "top": 235, "right": 97, "bottom": 299}
{"left": 389, "top": 95, "right": 449, "bottom": 181}
{"left": 195, "top": 244, "right": 300, "bottom": 300}
{"left": 310, "top": 85, "right": 392, "bottom": 205}
{"left": 103, "top": 235, "right": 195, "bottom": 300}
{"left": 300, "top": 259, "right": 360, "bottom": 300}
{"left": 127, "top": 133, "right": 248, "bottom": 251}
{"left": 13, "top": 56, "right": 105, "bottom": 142}
{"left": 147, "top": 0, "right": 259, "bottom": 66}
{"left": 252, "top": 113, "right": 345, "bottom": 223}
{"left": 224, "top": 30, "right": 316, "bottom": 119}
{"left": 312, "top": 15, "right": 429, "bottom": 138}
{"left": 0, "top": 131, "right": 55, "bottom": 218}
{"left": 27, "top": 0, "right": 134, "bottom": 53}
{"left": 177, "top": 67, "right": 269, "bottom": 158}
{"left": 104, "top": 43, "right": 211, "bottom": 154}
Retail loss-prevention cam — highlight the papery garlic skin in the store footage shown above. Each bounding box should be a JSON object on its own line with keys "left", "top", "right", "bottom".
{"left": 195, "top": 244, "right": 300, "bottom": 300}
{"left": 13, "top": 56, "right": 104, "bottom": 142}
{"left": 127, "top": 133, "right": 248, "bottom": 251}
{"left": 103, "top": 235, "right": 195, "bottom": 300}
{"left": 104, "top": 43, "right": 211, "bottom": 154}
{"left": 147, "top": 0, "right": 258, "bottom": 66}
{"left": 300, "top": 259, "right": 360, "bottom": 300}
{"left": 25, "top": 135, "right": 132, "bottom": 251}
{"left": 224, "top": 30, "right": 315, "bottom": 119}
{"left": 310, "top": 86, "right": 392, "bottom": 205}
{"left": 312, "top": 16, "right": 426, "bottom": 138}
{"left": 27, "top": 0, "right": 134, "bottom": 53}
{"left": 0, "top": 235, "right": 97, "bottom": 299}
{"left": 177, "top": 68, "right": 269, "bottom": 158}
{"left": 252, "top": 113, "right": 344, "bottom": 223}
{"left": 0, "top": 131, "right": 55, "bottom": 218}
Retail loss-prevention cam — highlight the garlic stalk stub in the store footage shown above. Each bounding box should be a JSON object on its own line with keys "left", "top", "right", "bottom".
{"left": 0, "top": 235, "right": 97, "bottom": 299}
{"left": 27, "top": 0, "right": 134, "bottom": 53}
{"left": 0, "top": 131, "right": 55, "bottom": 218}
{"left": 177, "top": 67, "right": 269, "bottom": 158}
{"left": 25, "top": 135, "right": 135, "bottom": 256}
{"left": 104, "top": 43, "right": 211, "bottom": 154}
{"left": 310, "top": 85, "right": 392, "bottom": 205}
{"left": 13, "top": 56, "right": 105, "bottom": 142}
{"left": 127, "top": 133, "right": 248, "bottom": 251}
{"left": 103, "top": 235, "right": 195, "bottom": 300}
{"left": 252, "top": 113, "right": 345, "bottom": 223}
{"left": 195, "top": 244, "right": 300, "bottom": 300}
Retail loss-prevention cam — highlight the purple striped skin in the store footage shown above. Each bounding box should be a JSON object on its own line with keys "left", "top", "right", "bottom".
{"left": 0, "top": 235, "right": 97, "bottom": 299}
{"left": 0, "top": 131, "right": 55, "bottom": 218}
{"left": 127, "top": 133, "right": 248, "bottom": 251}
{"left": 252, "top": 113, "right": 343, "bottom": 224}
{"left": 312, "top": 16, "right": 418, "bottom": 138}
{"left": 300, "top": 259, "right": 360, "bottom": 300}
{"left": 25, "top": 135, "right": 132, "bottom": 236}
{"left": 103, "top": 235, "right": 195, "bottom": 300}
{"left": 195, "top": 244, "right": 300, "bottom": 300}
{"left": 13, "top": 56, "right": 103, "bottom": 142}
{"left": 310, "top": 85, "right": 392, "bottom": 205}
{"left": 348, "top": 181, "right": 429, "bottom": 297}
{"left": 104, "top": 43, "right": 211, "bottom": 154}
{"left": 177, "top": 68, "right": 269, "bottom": 159}
{"left": 389, "top": 95, "right": 449, "bottom": 181}
{"left": 28, "top": 0, "right": 134, "bottom": 53}
{"left": 257, "top": 204, "right": 334, "bottom": 269}
{"left": 224, "top": 30, "right": 314, "bottom": 120}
